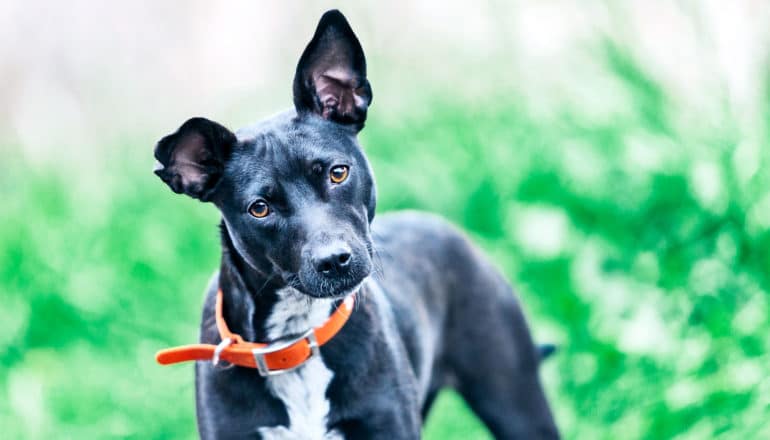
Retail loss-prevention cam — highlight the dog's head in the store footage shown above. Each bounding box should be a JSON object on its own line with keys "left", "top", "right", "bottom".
{"left": 153, "top": 10, "right": 375, "bottom": 298}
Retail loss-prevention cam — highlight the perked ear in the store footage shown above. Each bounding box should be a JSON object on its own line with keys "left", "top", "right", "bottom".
{"left": 293, "top": 9, "right": 372, "bottom": 131}
{"left": 153, "top": 117, "right": 236, "bottom": 201}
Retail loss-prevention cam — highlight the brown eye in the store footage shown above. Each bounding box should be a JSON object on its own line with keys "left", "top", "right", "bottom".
{"left": 248, "top": 200, "right": 270, "bottom": 218}
{"left": 330, "top": 165, "right": 349, "bottom": 184}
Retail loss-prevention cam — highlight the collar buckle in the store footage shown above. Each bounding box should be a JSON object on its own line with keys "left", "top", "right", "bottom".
{"left": 252, "top": 329, "right": 320, "bottom": 377}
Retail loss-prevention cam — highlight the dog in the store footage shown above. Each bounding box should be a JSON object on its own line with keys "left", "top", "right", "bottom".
{"left": 152, "top": 9, "right": 559, "bottom": 440}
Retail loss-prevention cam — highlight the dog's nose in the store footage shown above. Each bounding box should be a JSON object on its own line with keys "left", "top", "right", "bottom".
{"left": 313, "top": 245, "right": 352, "bottom": 276}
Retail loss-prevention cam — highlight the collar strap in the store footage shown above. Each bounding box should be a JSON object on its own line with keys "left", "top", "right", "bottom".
{"left": 155, "top": 289, "right": 355, "bottom": 376}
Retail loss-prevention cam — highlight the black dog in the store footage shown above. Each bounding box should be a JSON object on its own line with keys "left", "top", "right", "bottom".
{"left": 153, "top": 10, "right": 559, "bottom": 440}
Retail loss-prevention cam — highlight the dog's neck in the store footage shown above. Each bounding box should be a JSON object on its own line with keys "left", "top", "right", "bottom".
{"left": 217, "top": 222, "right": 337, "bottom": 343}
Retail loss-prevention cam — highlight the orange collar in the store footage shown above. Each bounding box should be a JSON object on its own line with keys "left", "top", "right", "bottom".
{"left": 155, "top": 289, "right": 355, "bottom": 376}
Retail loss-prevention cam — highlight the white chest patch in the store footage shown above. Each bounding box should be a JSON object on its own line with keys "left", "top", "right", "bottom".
{"left": 257, "top": 287, "right": 344, "bottom": 440}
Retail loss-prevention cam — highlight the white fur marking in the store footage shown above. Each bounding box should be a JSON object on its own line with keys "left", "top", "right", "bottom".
{"left": 258, "top": 287, "right": 343, "bottom": 440}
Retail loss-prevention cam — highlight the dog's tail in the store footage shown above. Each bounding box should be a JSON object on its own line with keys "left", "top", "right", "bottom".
{"left": 537, "top": 343, "right": 557, "bottom": 362}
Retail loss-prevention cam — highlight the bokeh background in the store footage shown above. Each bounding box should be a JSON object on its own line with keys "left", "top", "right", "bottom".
{"left": 2, "top": 1, "right": 770, "bottom": 438}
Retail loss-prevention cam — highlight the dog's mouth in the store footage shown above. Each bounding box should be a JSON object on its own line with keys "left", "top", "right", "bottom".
{"left": 294, "top": 263, "right": 371, "bottom": 299}
{"left": 305, "top": 277, "right": 367, "bottom": 299}
{"left": 296, "top": 273, "right": 369, "bottom": 298}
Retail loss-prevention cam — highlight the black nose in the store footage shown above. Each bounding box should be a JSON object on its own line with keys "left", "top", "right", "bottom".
{"left": 313, "top": 247, "right": 352, "bottom": 275}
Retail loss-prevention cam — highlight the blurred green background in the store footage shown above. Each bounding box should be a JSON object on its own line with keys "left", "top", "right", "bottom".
{"left": 2, "top": 1, "right": 770, "bottom": 438}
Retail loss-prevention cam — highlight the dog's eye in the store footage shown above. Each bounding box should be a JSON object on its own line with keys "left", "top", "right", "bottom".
{"left": 330, "top": 165, "right": 349, "bottom": 184}
{"left": 248, "top": 200, "right": 270, "bottom": 218}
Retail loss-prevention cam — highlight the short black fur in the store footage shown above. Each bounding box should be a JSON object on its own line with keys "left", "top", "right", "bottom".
{"left": 154, "top": 9, "right": 559, "bottom": 440}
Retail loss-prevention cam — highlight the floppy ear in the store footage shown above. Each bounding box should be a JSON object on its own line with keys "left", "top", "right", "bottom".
{"left": 293, "top": 9, "right": 372, "bottom": 131}
{"left": 153, "top": 117, "right": 236, "bottom": 201}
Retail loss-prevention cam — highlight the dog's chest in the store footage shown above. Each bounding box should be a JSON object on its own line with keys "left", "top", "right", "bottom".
{"left": 257, "top": 288, "right": 343, "bottom": 440}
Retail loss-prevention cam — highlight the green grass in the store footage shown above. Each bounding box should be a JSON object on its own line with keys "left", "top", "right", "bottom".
{"left": 2, "top": 45, "right": 770, "bottom": 439}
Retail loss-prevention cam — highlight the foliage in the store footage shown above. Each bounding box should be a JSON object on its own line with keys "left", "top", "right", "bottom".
{"left": 1, "top": 41, "right": 770, "bottom": 439}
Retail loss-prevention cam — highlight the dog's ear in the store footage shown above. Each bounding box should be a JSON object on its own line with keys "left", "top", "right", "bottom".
{"left": 153, "top": 117, "right": 236, "bottom": 201}
{"left": 293, "top": 9, "right": 372, "bottom": 131}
